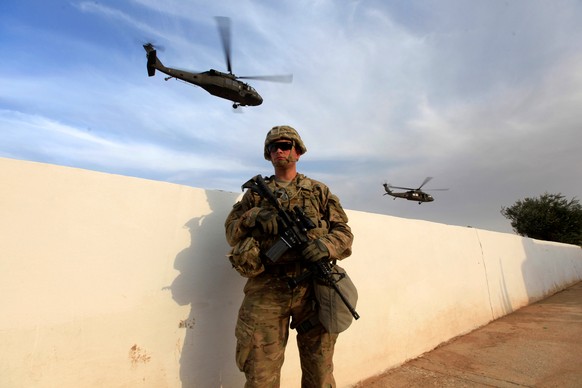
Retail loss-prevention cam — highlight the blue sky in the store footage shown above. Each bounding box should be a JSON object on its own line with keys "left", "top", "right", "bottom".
{"left": 2, "top": 0, "right": 581, "bottom": 234}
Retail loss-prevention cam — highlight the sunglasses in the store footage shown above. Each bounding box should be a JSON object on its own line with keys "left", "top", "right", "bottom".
{"left": 268, "top": 141, "right": 294, "bottom": 153}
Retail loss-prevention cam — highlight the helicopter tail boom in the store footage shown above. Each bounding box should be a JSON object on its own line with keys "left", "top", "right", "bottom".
{"left": 147, "top": 55, "right": 156, "bottom": 76}
{"left": 143, "top": 43, "right": 162, "bottom": 77}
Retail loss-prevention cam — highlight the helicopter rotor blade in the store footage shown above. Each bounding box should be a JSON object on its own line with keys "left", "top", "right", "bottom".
{"left": 387, "top": 185, "right": 416, "bottom": 191}
{"left": 215, "top": 16, "right": 232, "bottom": 74}
{"left": 238, "top": 74, "right": 294, "bottom": 83}
{"left": 417, "top": 176, "right": 433, "bottom": 190}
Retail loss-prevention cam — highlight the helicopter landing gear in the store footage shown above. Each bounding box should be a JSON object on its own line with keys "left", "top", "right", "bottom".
{"left": 232, "top": 103, "right": 240, "bottom": 109}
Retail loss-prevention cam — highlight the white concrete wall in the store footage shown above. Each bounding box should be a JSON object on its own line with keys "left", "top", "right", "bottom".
{"left": 1, "top": 157, "right": 581, "bottom": 388}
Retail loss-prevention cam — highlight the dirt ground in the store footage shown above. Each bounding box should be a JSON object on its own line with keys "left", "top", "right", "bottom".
{"left": 354, "top": 281, "right": 582, "bottom": 387}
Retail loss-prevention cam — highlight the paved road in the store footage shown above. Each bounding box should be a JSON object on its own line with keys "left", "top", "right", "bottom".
{"left": 354, "top": 281, "right": 582, "bottom": 387}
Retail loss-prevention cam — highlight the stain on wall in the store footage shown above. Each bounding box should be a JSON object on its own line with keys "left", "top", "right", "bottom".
{"left": 179, "top": 318, "right": 196, "bottom": 329}
{"left": 129, "top": 344, "right": 151, "bottom": 367}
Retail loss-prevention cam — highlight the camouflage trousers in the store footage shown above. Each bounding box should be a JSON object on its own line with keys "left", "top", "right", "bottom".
{"left": 235, "top": 269, "right": 339, "bottom": 388}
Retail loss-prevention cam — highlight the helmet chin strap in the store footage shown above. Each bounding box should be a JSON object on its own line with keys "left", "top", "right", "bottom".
{"left": 287, "top": 141, "right": 299, "bottom": 162}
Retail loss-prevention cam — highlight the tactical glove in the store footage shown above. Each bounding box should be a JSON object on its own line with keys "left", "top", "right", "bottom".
{"left": 302, "top": 239, "right": 330, "bottom": 262}
{"left": 255, "top": 209, "right": 279, "bottom": 235}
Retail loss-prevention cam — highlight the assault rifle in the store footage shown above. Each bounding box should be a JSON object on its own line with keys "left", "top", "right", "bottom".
{"left": 242, "top": 175, "right": 315, "bottom": 262}
{"left": 242, "top": 175, "right": 359, "bottom": 321}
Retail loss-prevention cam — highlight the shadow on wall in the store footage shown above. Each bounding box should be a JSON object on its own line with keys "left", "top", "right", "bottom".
{"left": 495, "top": 258, "right": 514, "bottom": 316}
{"left": 169, "top": 191, "right": 245, "bottom": 387}
{"left": 521, "top": 237, "right": 582, "bottom": 304}
{"left": 475, "top": 230, "right": 525, "bottom": 319}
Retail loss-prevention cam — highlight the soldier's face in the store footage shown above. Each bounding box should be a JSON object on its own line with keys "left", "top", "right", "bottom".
{"left": 269, "top": 141, "right": 300, "bottom": 167}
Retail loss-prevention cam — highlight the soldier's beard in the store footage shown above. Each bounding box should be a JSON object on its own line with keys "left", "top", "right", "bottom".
{"left": 272, "top": 159, "right": 290, "bottom": 168}
{"left": 272, "top": 154, "right": 297, "bottom": 168}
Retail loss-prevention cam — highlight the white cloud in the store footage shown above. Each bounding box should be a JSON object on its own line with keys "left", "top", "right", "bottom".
{"left": 1, "top": 0, "right": 581, "bottom": 233}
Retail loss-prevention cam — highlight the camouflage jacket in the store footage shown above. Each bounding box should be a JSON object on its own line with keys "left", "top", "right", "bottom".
{"left": 225, "top": 174, "right": 353, "bottom": 263}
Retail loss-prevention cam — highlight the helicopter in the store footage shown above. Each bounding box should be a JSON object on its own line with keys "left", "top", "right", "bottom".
{"left": 143, "top": 17, "right": 293, "bottom": 108}
{"left": 383, "top": 177, "right": 448, "bottom": 204}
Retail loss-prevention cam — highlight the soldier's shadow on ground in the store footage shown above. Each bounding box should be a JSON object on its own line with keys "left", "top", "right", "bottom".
{"left": 169, "top": 192, "right": 245, "bottom": 387}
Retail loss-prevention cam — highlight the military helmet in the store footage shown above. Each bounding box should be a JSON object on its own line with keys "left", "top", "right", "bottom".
{"left": 263, "top": 125, "right": 307, "bottom": 160}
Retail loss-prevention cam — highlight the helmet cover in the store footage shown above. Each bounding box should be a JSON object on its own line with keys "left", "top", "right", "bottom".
{"left": 264, "top": 125, "right": 307, "bottom": 160}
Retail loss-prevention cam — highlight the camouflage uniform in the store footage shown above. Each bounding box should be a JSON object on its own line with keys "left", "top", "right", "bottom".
{"left": 225, "top": 164, "right": 353, "bottom": 386}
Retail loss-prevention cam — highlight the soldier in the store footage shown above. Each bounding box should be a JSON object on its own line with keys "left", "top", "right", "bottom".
{"left": 225, "top": 125, "right": 354, "bottom": 387}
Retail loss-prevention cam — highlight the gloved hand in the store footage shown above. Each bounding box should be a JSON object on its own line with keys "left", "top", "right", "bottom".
{"left": 255, "top": 209, "right": 278, "bottom": 235}
{"left": 302, "top": 239, "right": 330, "bottom": 262}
